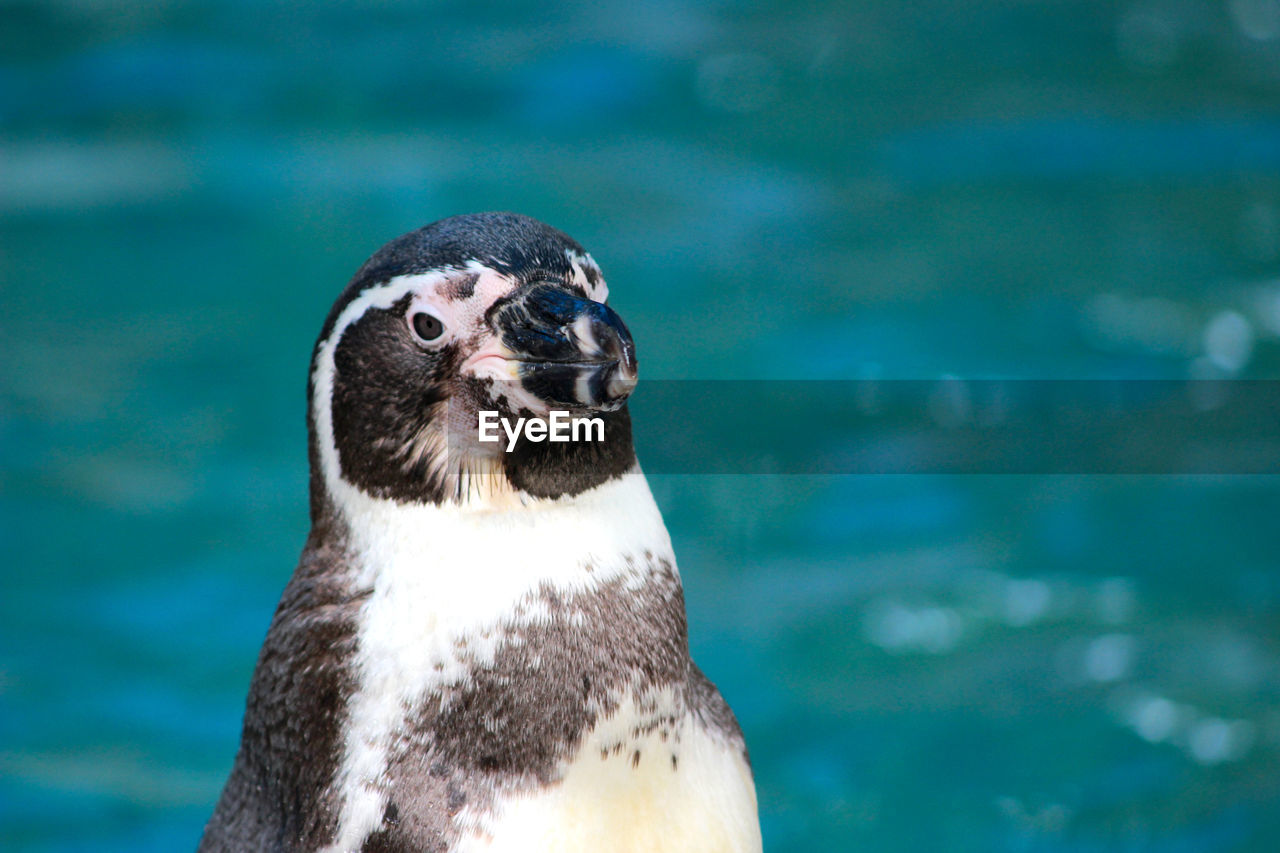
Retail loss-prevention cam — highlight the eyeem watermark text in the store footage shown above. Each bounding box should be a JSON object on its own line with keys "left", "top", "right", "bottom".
{"left": 478, "top": 410, "right": 605, "bottom": 452}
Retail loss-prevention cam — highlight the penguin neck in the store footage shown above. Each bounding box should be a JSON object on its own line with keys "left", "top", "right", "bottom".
{"left": 318, "top": 468, "right": 678, "bottom": 634}
{"left": 307, "top": 401, "right": 638, "bottom": 516}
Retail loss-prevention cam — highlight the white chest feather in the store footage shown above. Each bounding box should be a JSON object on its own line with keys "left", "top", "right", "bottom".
{"left": 323, "top": 474, "right": 694, "bottom": 853}
{"left": 456, "top": 695, "right": 762, "bottom": 853}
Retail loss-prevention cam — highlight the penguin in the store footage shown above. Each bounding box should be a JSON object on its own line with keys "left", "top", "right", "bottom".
{"left": 198, "top": 212, "right": 762, "bottom": 853}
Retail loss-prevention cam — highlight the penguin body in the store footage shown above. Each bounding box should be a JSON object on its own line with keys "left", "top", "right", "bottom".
{"left": 199, "top": 213, "right": 761, "bottom": 853}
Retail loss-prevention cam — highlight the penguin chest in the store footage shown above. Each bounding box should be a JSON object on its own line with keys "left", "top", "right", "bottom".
{"left": 454, "top": 699, "right": 762, "bottom": 853}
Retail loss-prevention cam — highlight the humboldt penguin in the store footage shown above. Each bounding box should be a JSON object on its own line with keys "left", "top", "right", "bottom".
{"left": 199, "top": 212, "right": 761, "bottom": 852}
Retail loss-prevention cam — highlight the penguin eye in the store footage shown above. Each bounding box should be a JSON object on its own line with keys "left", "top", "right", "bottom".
{"left": 410, "top": 312, "right": 445, "bottom": 343}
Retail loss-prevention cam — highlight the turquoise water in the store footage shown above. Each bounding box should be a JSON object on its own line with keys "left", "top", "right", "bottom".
{"left": 4, "top": 1, "right": 1280, "bottom": 850}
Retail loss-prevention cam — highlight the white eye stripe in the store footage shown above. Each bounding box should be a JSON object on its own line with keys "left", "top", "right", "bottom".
{"left": 312, "top": 266, "right": 514, "bottom": 498}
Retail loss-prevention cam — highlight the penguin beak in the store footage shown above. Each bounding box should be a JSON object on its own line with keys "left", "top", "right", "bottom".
{"left": 487, "top": 283, "right": 638, "bottom": 411}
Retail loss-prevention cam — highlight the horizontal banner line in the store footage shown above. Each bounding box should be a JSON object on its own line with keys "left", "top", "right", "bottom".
{"left": 623, "top": 380, "right": 1280, "bottom": 474}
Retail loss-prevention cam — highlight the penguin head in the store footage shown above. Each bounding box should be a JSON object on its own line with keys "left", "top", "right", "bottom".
{"left": 308, "top": 213, "right": 639, "bottom": 513}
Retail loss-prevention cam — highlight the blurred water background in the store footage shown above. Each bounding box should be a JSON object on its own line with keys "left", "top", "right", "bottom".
{"left": 5, "top": 1, "right": 1280, "bottom": 850}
